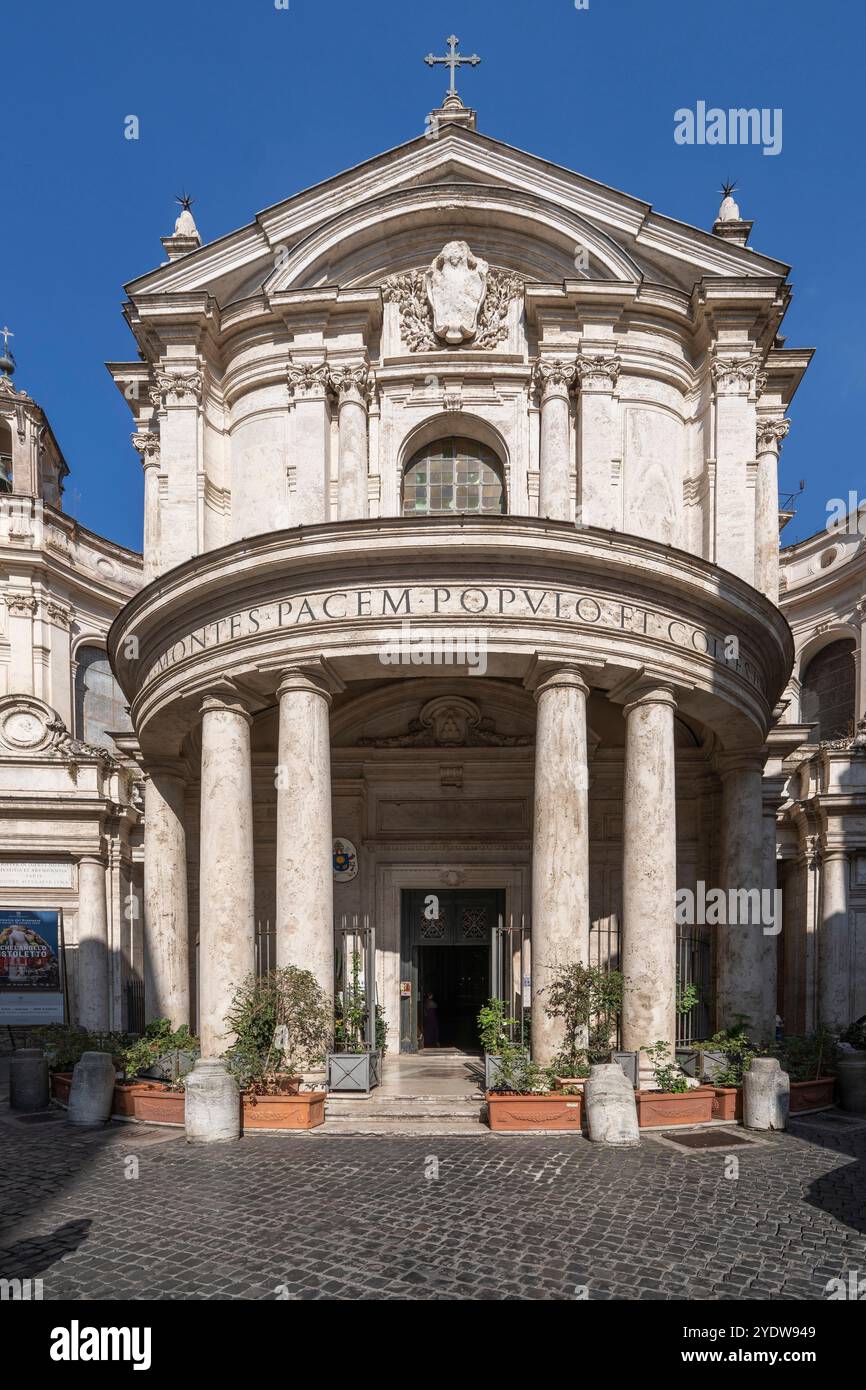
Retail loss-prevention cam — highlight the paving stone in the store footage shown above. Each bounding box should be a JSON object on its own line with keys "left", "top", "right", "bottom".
{"left": 0, "top": 1116, "right": 864, "bottom": 1299}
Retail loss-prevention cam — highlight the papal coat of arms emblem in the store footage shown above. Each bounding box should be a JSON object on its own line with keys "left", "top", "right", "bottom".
{"left": 332, "top": 837, "right": 358, "bottom": 882}
{"left": 424, "top": 240, "right": 488, "bottom": 344}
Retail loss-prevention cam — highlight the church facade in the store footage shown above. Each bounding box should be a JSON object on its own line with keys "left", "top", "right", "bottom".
{"left": 3, "top": 85, "right": 864, "bottom": 1075}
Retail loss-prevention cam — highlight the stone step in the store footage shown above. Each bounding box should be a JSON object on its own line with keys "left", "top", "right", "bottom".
{"left": 320, "top": 1114, "right": 489, "bottom": 1136}
{"left": 326, "top": 1096, "right": 484, "bottom": 1119}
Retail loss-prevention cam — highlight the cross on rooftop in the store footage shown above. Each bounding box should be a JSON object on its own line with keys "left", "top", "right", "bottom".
{"left": 0, "top": 326, "right": 13, "bottom": 351}
{"left": 424, "top": 34, "right": 480, "bottom": 100}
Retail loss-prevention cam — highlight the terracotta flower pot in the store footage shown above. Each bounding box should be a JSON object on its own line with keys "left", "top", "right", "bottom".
{"left": 635, "top": 1086, "right": 715, "bottom": 1128}
{"left": 241, "top": 1090, "right": 326, "bottom": 1130}
{"left": 486, "top": 1091, "right": 583, "bottom": 1131}
{"left": 788, "top": 1077, "right": 836, "bottom": 1113}
{"left": 712, "top": 1086, "right": 743, "bottom": 1121}
{"left": 112, "top": 1081, "right": 185, "bottom": 1125}
{"left": 50, "top": 1072, "right": 73, "bottom": 1104}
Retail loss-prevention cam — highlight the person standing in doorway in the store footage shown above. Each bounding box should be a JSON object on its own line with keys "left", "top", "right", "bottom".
{"left": 423, "top": 991, "right": 440, "bottom": 1047}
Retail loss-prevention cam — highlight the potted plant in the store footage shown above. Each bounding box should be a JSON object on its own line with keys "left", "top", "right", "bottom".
{"left": 634, "top": 1041, "right": 715, "bottom": 1127}
{"left": 477, "top": 997, "right": 520, "bottom": 1089}
{"left": 765, "top": 1029, "right": 837, "bottom": 1112}
{"left": 327, "top": 950, "right": 383, "bottom": 1092}
{"left": 700, "top": 1028, "right": 757, "bottom": 1120}
{"left": 111, "top": 1019, "right": 199, "bottom": 1123}
{"left": 837, "top": 1019, "right": 866, "bottom": 1112}
{"left": 225, "top": 967, "right": 330, "bottom": 1129}
{"left": 485, "top": 1046, "right": 584, "bottom": 1131}
{"left": 545, "top": 962, "right": 624, "bottom": 1090}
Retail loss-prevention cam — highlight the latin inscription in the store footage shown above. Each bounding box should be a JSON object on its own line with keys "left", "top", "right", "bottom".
{"left": 141, "top": 584, "right": 765, "bottom": 690}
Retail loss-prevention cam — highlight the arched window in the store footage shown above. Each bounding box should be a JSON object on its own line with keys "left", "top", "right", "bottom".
{"left": 801, "top": 638, "right": 856, "bottom": 741}
{"left": 0, "top": 421, "right": 13, "bottom": 494}
{"left": 402, "top": 436, "right": 506, "bottom": 516}
{"left": 74, "top": 646, "right": 132, "bottom": 750}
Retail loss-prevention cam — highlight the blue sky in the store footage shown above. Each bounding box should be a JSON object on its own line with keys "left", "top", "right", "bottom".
{"left": 3, "top": 0, "right": 862, "bottom": 551}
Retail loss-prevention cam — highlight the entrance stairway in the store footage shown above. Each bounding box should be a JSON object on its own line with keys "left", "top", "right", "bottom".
{"left": 322, "top": 1050, "right": 489, "bottom": 1134}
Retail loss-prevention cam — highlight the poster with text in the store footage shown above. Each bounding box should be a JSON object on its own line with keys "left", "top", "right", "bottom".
{"left": 0, "top": 908, "right": 66, "bottom": 1024}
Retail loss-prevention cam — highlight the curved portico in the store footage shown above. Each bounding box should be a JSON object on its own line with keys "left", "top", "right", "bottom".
{"left": 110, "top": 516, "right": 792, "bottom": 1064}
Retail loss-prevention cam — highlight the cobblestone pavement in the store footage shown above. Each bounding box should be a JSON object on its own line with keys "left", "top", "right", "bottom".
{"left": 1, "top": 1105, "right": 865, "bottom": 1300}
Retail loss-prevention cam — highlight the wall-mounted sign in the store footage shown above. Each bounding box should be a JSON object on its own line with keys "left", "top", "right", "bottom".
{"left": 0, "top": 908, "right": 67, "bottom": 1025}
{"left": 332, "top": 838, "right": 358, "bottom": 882}
{"left": 0, "top": 861, "right": 73, "bottom": 890}
{"left": 400, "top": 980, "right": 412, "bottom": 999}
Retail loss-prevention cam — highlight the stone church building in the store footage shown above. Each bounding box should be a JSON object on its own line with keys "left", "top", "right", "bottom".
{"left": 2, "top": 79, "right": 865, "bottom": 1073}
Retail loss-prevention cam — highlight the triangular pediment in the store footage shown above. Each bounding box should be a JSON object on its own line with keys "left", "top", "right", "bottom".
{"left": 125, "top": 126, "right": 789, "bottom": 312}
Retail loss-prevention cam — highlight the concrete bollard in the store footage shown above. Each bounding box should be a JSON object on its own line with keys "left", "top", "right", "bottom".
{"left": 67, "top": 1051, "right": 116, "bottom": 1127}
{"left": 837, "top": 1054, "right": 866, "bottom": 1113}
{"left": 584, "top": 1062, "right": 640, "bottom": 1146}
{"left": 184, "top": 1058, "right": 240, "bottom": 1144}
{"left": 743, "top": 1057, "right": 789, "bottom": 1131}
{"left": 9, "top": 1048, "right": 50, "bottom": 1112}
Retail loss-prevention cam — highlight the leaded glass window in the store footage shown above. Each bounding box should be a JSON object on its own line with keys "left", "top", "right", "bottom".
{"left": 402, "top": 437, "right": 506, "bottom": 516}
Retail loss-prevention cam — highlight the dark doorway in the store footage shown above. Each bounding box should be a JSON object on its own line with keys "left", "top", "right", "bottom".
{"left": 399, "top": 888, "right": 502, "bottom": 1051}
{"left": 418, "top": 944, "right": 488, "bottom": 1050}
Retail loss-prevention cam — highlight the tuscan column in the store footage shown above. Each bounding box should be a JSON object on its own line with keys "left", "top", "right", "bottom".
{"left": 533, "top": 358, "right": 576, "bottom": 522}
{"left": 531, "top": 666, "right": 590, "bottom": 1066}
{"left": 77, "top": 854, "right": 110, "bottom": 1031}
{"left": 716, "top": 751, "right": 768, "bottom": 1039}
{"left": 754, "top": 418, "right": 790, "bottom": 601}
{"left": 275, "top": 669, "right": 334, "bottom": 1004}
{"left": 575, "top": 355, "right": 621, "bottom": 530}
{"left": 148, "top": 369, "right": 202, "bottom": 574}
{"left": 143, "top": 763, "right": 189, "bottom": 1028}
{"left": 761, "top": 783, "right": 783, "bottom": 1040}
{"left": 198, "top": 694, "right": 255, "bottom": 1057}
{"left": 131, "top": 431, "right": 161, "bottom": 582}
{"left": 329, "top": 365, "right": 370, "bottom": 522}
{"left": 818, "top": 846, "right": 850, "bottom": 1030}
{"left": 621, "top": 685, "right": 677, "bottom": 1073}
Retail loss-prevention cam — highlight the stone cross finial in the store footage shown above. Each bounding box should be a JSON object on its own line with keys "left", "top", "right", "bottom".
{"left": 424, "top": 34, "right": 480, "bottom": 100}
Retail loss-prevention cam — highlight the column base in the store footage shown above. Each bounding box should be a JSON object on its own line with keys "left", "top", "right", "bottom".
{"left": 184, "top": 1058, "right": 241, "bottom": 1144}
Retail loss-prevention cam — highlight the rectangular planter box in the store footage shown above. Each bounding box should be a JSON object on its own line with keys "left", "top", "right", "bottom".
{"left": 51, "top": 1072, "right": 72, "bottom": 1104}
{"left": 485, "top": 1054, "right": 509, "bottom": 1089}
{"left": 712, "top": 1086, "right": 743, "bottom": 1122}
{"left": 789, "top": 1077, "right": 835, "bottom": 1113}
{"left": 113, "top": 1081, "right": 184, "bottom": 1125}
{"left": 635, "top": 1086, "right": 715, "bottom": 1128}
{"left": 327, "top": 1050, "right": 381, "bottom": 1092}
{"left": 241, "top": 1091, "right": 326, "bottom": 1131}
{"left": 486, "top": 1091, "right": 583, "bottom": 1132}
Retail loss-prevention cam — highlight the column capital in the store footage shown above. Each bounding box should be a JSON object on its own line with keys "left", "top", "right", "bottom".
{"left": 200, "top": 692, "right": 254, "bottom": 725}
{"left": 755, "top": 417, "right": 791, "bottom": 455}
{"left": 574, "top": 353, "right": 621, "bottom": 392}
{"left": 532, "top": 356, "right": 577, "bottom": 400}
{"left": 144, "top": 758, "right": 188, "bottom": 784}
{"left": 287, "top": 360, "right": 330, "bottom": 399}
{"left": 821, "top": 844, "right": 850, "bottom": 863}
{"left": 328, "top": 363, "right": 371, "bottom": 405}
{"left": 621, "top": 682, "right": 677, "bottom": 719}
{"left": 276, "top": 667, "right": 334, "bottom": 705}
{"left": 131, "top": 431, "right": 161, "bottom": 469}
{"left": 78, "top": 853, "right": 107, "bottom": 869}
{"left": 532, "top": 665, "right": 590, "bottom": 702}
{"left": 714, "top": 746, "right": 767, "bottom": 778}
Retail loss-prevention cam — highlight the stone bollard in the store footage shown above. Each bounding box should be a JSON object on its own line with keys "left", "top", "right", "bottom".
{"left": 9, "top": 1048, "right": 50, "bottom": 1112}
{"left": 743, "top": 1057, "right": 789, "bottom": 1130}
{"left": 584, "top": 1062, "right": 640, "bottom": 1146}
{"left": 837, "top": 1053, "right": 866, "bottom": 1113}
{"left": 67, "top": 1051, "right": 117, "bottom": 1127}
{"left": 184, "top": 1058, "right": 240, "bottom": 1144}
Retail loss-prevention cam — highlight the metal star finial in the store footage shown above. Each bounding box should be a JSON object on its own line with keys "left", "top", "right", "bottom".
{"left": 176, "top": 192, "right": 195, "bottom": 211}
{"left": 720, "top": 179, "right": 738, "bottom": 198}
